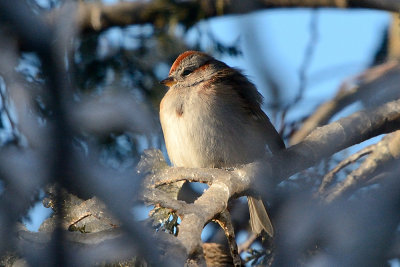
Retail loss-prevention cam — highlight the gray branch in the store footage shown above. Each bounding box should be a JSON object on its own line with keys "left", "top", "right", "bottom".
{"left": 140, "top": 98, "right": 400, "bottom": 265}
{"left": 48, "top": 0, "right": 400, "bottom": 33}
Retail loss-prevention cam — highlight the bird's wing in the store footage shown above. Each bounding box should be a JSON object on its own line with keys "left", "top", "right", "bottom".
{"left": 213, "top": 67, "right": 285, "bottom": 153}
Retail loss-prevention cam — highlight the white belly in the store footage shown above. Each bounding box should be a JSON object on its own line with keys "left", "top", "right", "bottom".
{"left": 160, "top": 91, "right": 266, "bottom": 168}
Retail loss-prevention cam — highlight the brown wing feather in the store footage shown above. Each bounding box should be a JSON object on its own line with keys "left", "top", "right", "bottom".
{"left": 211, "top": 67, "right": 285, "bottom": 153}
{"left": 248, "top": 196, "right": 274, "bottom": 236}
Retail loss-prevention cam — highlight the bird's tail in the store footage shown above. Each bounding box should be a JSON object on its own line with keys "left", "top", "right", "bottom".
{"left": 247, "top": 196, "right": 273, "bottom": 237}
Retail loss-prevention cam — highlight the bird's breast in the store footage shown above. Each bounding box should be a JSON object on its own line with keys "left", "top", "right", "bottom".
{"left": 160, "top": 89, "right": 266, "bottom": 168}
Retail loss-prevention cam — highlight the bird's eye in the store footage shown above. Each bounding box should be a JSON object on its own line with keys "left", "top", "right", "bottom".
{"left": 182, "top": 69, "right": 193, "bottom": 76}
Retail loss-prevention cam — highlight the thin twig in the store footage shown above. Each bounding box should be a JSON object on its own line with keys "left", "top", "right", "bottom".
{"left": 238, "top": 233, "right": 258, "bottom": 254}
{"left": 323, "top": 130, "right": 400, "bottom": 203}
{"left": 0, "top": 80, "right": 21, "bottom": 145}
{"left": 281, "top": 9, "right": 318, "bottom": 139}
{"left": 318, "top": 145, "right": 374, "bottom": 194}
{"left": 297, "top": 9, "right": 318, "bottom": 105}
{"left": 281, "top": 9, "right": 318, "bottom": 117}
{"left": 143, "top": 187, "right": 192, "bottom": 216}
{"left": 154, "top": 171, "right": 214, "bottom": 187}
{"left": 214, "top": 210, "right": 241, "bottom": 267}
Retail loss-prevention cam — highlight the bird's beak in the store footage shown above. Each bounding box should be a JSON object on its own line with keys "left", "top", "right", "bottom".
{"left": 160, "top": 76, "right": 177, "bottom": 87}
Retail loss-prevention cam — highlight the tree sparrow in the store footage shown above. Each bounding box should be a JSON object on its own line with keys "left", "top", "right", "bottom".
{"left": 159, "top": 51, "right": 285, "bottom": 237}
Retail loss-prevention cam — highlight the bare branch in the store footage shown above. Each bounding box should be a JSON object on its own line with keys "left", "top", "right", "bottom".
{"left": 290, "top": 61, "right": 400, "bottom": 145}
{"left": 0, "top": 81, "right": 20, "bottom": 145}
{"left": 139, "top": 98, "right": 400, "bottom": 265}
{"left": 143, "top": 187, "right": 192, "bottom": 216}
{"left": 213, "top": 211, "right": 241, "bottom": 267}
{"left": 153, "top": 167, "right": 216, "bottom": 187}
{"left": 282, "top": 9, "right": 318, "bottom": 121}
{"left": 238, "top": 233, "right": 258, "bottom": 254}
{"left": 276, "top": 98, "right": 400, "bottom": 183}
{"left": 48, "top": 0, "right": 400, "bottom": 33}
{"left": 318, "top": 145, "right": 374, "bottom": 193}
{"left": 323, "top": 130, "right": 400, "bottom": 203}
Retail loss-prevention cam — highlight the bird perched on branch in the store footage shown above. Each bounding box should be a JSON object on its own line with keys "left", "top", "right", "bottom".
{"left": 159, "top": 51, "right": 285, "bottom": 237}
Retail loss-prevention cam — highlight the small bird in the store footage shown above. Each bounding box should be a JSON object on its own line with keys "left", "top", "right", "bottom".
{"left": 159, "top": 51, "right": 285, "bottom": 236}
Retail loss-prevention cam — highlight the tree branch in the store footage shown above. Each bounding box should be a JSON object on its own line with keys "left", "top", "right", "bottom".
{"left": 318, "top": 145, "right": 374, "bottom": 193}
{"left": 290, "top": 61, "right": 400, "bottom": 145}
{"left": 322, "top": 130, "right": 400, "bottom": 203}
{"left": 213, "top": 210, "right": 241, "bottom": 267}
{"left": 141, "top": 98, "right": 400, "bottom": 265}
{"left": 49, "top": 0, "right": 400, "bottom": 33}
{"left": 275, "top": 98, "right": 400, "bottom": 184}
